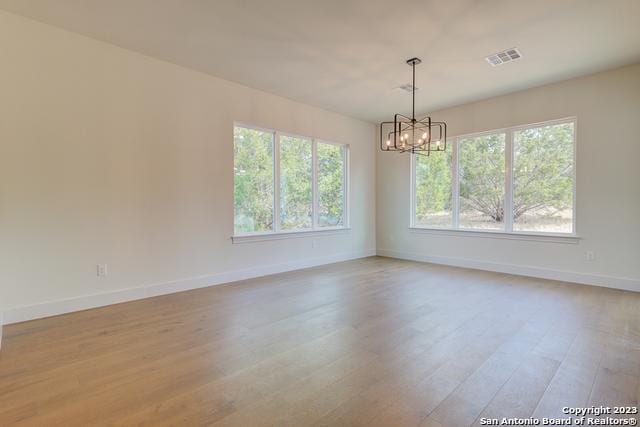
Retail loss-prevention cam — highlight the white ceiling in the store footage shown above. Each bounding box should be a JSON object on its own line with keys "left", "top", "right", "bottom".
{"left": 2, "top": 0, "right": 639, "bottom": 123}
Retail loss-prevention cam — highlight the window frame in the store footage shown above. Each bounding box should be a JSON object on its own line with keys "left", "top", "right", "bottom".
{"left": 410, "top": 117, "right": 578, "bottom": 242}
{"left": 232, "top": 123, "right": 349, "bottom": 242}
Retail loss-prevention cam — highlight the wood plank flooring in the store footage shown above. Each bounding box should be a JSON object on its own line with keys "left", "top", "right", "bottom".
{"left": 1, "top": 256, "right": 639, "bottom": 426}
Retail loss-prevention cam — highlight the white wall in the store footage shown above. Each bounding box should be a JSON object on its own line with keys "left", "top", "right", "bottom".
{"left": 0, "top": 11, "right": 376, "bottom": 322}
{"left": 377, "top": 64, "right": 640, "bottom": 291}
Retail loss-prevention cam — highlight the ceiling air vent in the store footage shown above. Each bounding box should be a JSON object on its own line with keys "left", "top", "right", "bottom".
{"left": 485, "top": 48, "right": 522, "bottom": 67}
{"left": 397, "top": 83, "right": 419, "bottom": 93}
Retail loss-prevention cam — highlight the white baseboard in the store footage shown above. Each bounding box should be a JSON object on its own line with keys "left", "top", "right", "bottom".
{"left": 3, "top": 249, "right": 376, "bottom": 325}
{"left": 377, "top": 248, "right": 640, "bottom": 293}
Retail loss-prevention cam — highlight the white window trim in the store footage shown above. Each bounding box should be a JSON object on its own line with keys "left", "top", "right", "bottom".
{"left": 232, "top": 227, "right": 351, "bottom": 244}
{"left": 408, "top": 227, "right": 579, "bottom": 244}
{"left": 232, "top": 123, "right": 350, "bottom": 243}
{"left": 410, "top": 117, "right": 578, "bottom": 242}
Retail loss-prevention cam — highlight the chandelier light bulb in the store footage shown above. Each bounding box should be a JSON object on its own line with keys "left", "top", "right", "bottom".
{"left": 404, "top": 133, "right": 409, "bottom": 139}
{"left": 386, "top": 140, "right": 391, "bottom": 146}
{"left": 435, "top": 140, "right": 441, "bottom": 146}
{"left": 422, "top": 132, "right": 428, "bottom": 139}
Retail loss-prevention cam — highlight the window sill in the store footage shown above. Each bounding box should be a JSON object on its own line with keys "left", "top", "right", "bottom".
{"left": 408, "top": 227, "right": 580, "bottom": 244}
{"left": 232, "top": 227, "right": 351, "bottom": 244}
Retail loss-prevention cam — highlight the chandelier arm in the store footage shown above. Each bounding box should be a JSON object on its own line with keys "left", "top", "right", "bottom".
{"left": 394, "top": 113, "right": 412, "bottom": 122}
{"left": 380, "top": 121, "right": 396, "bottom": 150}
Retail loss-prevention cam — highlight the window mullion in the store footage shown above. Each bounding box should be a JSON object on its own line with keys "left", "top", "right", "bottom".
{"left": 312, "top": 140, "right": 319, "bottom": 230}
{"left": 410, "top": 153, "right": 416, "bottom": 228}
{"left": 343, "top": 146, "right": 349, "bottom": 228}
{"left": 504, "top": 131, "right": 514, "bottom": 233}
{"left": 274, "top": 131, "right": 281, "bottom": 233}
{"left": 452, "top": 137, "right": 460, "bottom": 229}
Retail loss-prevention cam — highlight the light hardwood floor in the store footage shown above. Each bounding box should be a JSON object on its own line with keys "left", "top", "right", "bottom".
{"left": 1, "top": 257, "right": 639, "bottom": 426}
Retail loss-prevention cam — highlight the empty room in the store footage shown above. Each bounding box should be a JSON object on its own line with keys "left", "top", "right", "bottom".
{"left": 1, "top": 1, "right": 639, "bottom": 426}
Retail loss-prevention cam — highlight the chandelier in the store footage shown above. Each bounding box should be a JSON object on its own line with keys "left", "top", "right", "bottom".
{"left": 380, "top": 58, "right": 447, "bottom": 156}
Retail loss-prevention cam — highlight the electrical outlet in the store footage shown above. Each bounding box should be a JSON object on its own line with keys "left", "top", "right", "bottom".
{"left": 585, "top": 251, "right": 596, "bottom": 261}
{"left": 97, "top": 264, "right": 108, "bottom": 277}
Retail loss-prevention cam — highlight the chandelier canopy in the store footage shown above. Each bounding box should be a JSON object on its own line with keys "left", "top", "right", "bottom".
{"left": 380, "top": 58, "right": 447, "bottom": 156}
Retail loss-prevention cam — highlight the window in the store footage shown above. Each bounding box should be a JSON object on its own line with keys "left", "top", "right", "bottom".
{"left": 512, "top": 122, "right": 574, "bottom": 233}
{"left": 458, "top": 133, "right": 506, "bottom": 230}
{"left": 317, "top": 142, "right": 346, "bottom": 227}
{"left": 414, "top": 148, "right": 452, "bottom": 228}
{"left": 234, "top": 126, "right": 274, "bottom": 233}
{"left": 280, "top": 135, "right": 313, "bottom": 230}
{"left": 411, "top": 118, "right": 576, "bottom": 235}
{"left": 233, "top": 125, "right": 348, "bottom": 236}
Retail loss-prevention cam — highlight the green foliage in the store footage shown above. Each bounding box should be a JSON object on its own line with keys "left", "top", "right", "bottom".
{"left": 415, "top": 122, "right": 574, "bottom": 228}
{"left": 415, "top": 150, "right": 452, "bottom": 227}
{"left": 513, "top": 123, "right": 574, "bottom": 220}
{"left": 280, "top": 136, "right": 313, "bottom": 230}
{"left": 234, "top": 127, "right": 274, "bottom": 233}
{"left": 459, "top": 134, "right": 506, "bottom": 222}
{"left": 318, "top": 143, "right": 345, "bottom": 227}
{"left": 233, "top": 127, "right": 345, "bottom": 233}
